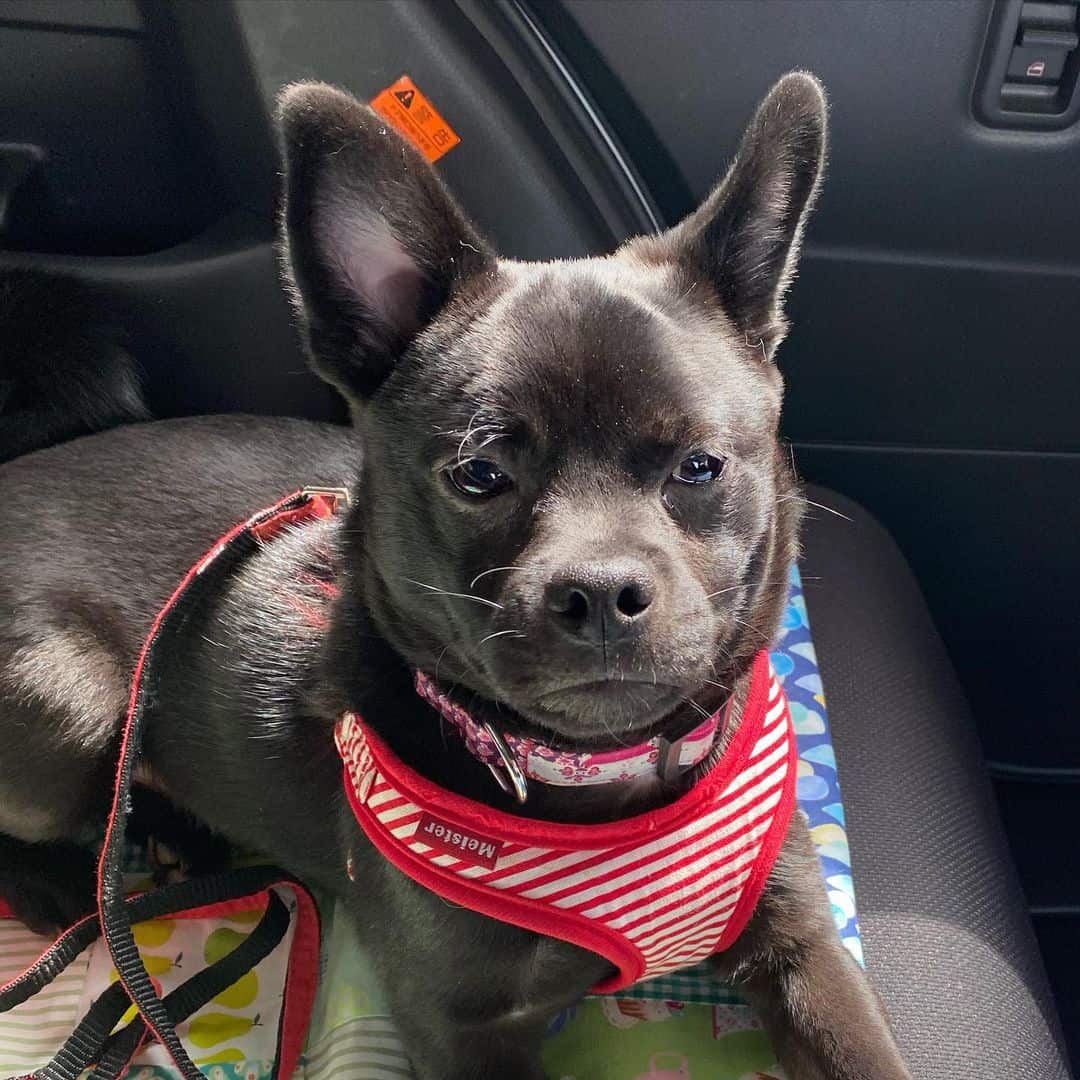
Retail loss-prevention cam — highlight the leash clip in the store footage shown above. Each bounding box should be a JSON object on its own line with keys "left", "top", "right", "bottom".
{"left": 482, "top": 722, "right": 529, "bottom": 804}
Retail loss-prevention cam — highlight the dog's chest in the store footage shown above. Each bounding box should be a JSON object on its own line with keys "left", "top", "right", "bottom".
{"left": 347, "top": 831, "right": 615, "bottom": 1001}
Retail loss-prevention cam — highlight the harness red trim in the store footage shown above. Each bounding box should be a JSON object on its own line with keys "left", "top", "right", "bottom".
{"left": 337, "top": 651, "right": 797, "bottom": 992}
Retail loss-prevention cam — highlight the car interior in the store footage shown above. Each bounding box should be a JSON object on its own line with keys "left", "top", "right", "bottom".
{"left": 0, "top": 1, "right": 1076, "bottom": 1077}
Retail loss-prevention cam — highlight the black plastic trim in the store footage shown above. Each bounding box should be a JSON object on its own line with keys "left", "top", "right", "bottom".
{"left": 454, "top": 0, "right": 663, "bottom": 241}
{"left": 974, "top": 0, "right": 1080, "bottom": 129}
{"left": 0, "top": 15, "right": 141, "bottom": 36}
{"left": 0, "top": 213, "right": 344, "bottom": 422}
{"left": 143, "top": 0, "right": 277, "bottom": 221}
{"left": 507, "top": 0, "right": 663, "bottom": 236}
{"left": 988, "top": 762, "right": 1080, "bottom": 781}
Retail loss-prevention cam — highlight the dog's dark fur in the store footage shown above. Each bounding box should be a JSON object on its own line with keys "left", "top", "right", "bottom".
{"left": 0, "top": 75, "right": 911, "bottom": 1078}
{"left": 0, "top": 269, "right": 149, "bottom": 464}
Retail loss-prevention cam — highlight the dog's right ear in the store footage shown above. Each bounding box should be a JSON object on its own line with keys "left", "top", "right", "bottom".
{"left": 278, "top": 82, "right": 494, "bottom": 405}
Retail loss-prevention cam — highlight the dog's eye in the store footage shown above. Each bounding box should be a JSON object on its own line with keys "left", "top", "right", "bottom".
{"left": 672, "top": 452, "right": 726, "bottom": 485}
{"left": 447, "top": 458, "right": 512, "bottom": 498}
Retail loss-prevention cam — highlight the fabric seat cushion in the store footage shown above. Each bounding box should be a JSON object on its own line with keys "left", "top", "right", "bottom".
{"left": 801, "top": 484, "right": 1072, "bottom": 1079}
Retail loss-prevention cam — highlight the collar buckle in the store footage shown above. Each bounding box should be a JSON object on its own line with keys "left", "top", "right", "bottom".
{"left": 300, "top": 486, "right": 352, "bottom": 508}
{"left": 482, "top": 722, "right": 529, "bottom": 804}
{"left": 656, "top": 736, "right": 686, "bottom": 783}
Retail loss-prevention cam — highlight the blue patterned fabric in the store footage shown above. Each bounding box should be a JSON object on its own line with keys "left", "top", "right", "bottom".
{"left": 776, "top": 563, "right": 861, "bottom": 966}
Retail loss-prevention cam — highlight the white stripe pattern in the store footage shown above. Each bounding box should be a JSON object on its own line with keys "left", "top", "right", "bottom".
{"left": 0, "top": 932, "right": 91, "bottom": 1074}
{"left": 337, "top": 669, "right": 793, "bottom": 985}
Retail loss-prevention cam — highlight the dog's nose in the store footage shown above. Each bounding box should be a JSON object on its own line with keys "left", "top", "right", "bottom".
{"left": 545, "top": 560, "right": 655, "bottom": 644}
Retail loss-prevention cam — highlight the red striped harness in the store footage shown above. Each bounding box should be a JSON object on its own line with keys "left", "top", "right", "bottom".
{"left": 335, "top": 650, "right": 797, "bottom": 992}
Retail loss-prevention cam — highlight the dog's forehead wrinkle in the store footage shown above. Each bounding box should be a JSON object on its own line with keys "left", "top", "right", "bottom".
{"left": 515, "top": 258, "right": 682, "bottom": 328}
{"left": 453, "top": 266, "right": 725, "bottom": 441}
{"left": 408, "top": 252, "right": 776, "bottom": 468}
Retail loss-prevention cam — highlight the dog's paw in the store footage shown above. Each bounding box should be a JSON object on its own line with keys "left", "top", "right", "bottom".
{"left": 145, "top": 835, "right": 190, "bottom": 886}
{"left": 0, "top": 845, "right": 96, "bottom": 937}
{"left": 129, "top": 786, "right": 231, "bottom": 887}
{"left": 143, "top": 830, "right": 230, "bottom": 886}
{"left": 2, "top": 880, "right": 87, "bottom": 937}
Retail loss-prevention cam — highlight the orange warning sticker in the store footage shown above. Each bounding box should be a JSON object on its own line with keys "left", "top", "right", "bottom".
{"left": 370, "top": 75, "right": 461, "bottom": 163}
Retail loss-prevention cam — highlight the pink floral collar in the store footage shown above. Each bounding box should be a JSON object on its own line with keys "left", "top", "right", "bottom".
{"left": 413, "top": 672, "right": 728, "bottom": 803}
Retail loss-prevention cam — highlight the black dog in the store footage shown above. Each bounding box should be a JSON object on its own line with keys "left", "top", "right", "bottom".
{"left": 0, "top": 74, "right": 912, "bottom": 1079}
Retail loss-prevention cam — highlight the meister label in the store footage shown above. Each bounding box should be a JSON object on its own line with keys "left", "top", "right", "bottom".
{"left": 415, "top": 813, "right": 503, "bottom": 869}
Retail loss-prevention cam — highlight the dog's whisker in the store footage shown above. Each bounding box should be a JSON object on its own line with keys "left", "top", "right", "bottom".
{"left": 412, "top": 590, "right": 504, "bottom": 611}
{"left": 776, "top": 493, "right": 853, "bottom": 522}
{"left": 402, "top": 577, "right": 504, "bottom": 610}
{"left": 472, "top": 430, "right": 506, "bottom": 453}
{"left": 684, "top": 698, "right": 713, "bottom": 721}
{"left": 704, "top": 584, "right": 745, "bottom": 600}
{"left": 599, "top": 713, "right": 635, "bottom": 748}
{"left": 469, "top": 565, "right": 533, "bottom": 589}
{"left": 704, "top": 577, "right": 790, "bottom": 601}
{"left": 477, "top": 629, "right": 525, "bottom": 648}
{"left": 726, "top": 610, "right": 763, "bottom": 632}
{"left": 701, "top": 678, "right": 731, "bottom": 693}
{"left": 801, "top": 497, "right": 853, "bottom": 522}
{"left": 431, "top": 635, "right": 489, "bottom": 676}
{"left": 724, "top": 614, "right": 770, "bottom": 645}
{"left": 455, "top": 409, "right": 484, "bottom": 466}
{"left": 451, "top": 410, "right": 508, "bottom": 467}
{"left": 433, "top": 645, "right": 451, "bottom": 684}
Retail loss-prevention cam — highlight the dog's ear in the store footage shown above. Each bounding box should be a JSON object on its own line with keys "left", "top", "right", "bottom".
{"left": 278, "top": 82, "right": 494, "bottom": 403}
{"left": 661, "top": 72, "right": 827, "bottom": 358}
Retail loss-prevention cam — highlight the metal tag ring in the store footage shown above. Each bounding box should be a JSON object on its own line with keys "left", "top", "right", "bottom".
{"left": 482, "top": 722, "right": 529, "bottom": 804}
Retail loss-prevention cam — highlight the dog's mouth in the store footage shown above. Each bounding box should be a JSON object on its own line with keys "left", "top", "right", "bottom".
{"left": 531, "top": 678, "right": 686, "bottom": 736}
{"left": 537, "top": 678, "right": 678, "bottom": 712}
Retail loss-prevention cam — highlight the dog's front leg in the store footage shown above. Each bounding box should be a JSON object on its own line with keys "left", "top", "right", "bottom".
{"left": 363, "top": 941, "right": 551, "bottom": 1080}
{"left": 349, "top": 876, "right": 600, "bottom": 1080}
{"left": 388, "top": 1009, "right": 550, "bottom": 1080}
{"left": 715, "top": 815, "right": 913, "bottom": 1080}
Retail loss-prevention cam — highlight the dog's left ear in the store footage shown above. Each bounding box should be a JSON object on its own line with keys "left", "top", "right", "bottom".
{"left": 658, "top": 72, "right": 827, "bottom": 358}
{"left": 278, "top": 81, "right": 495, "bottom": 405}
